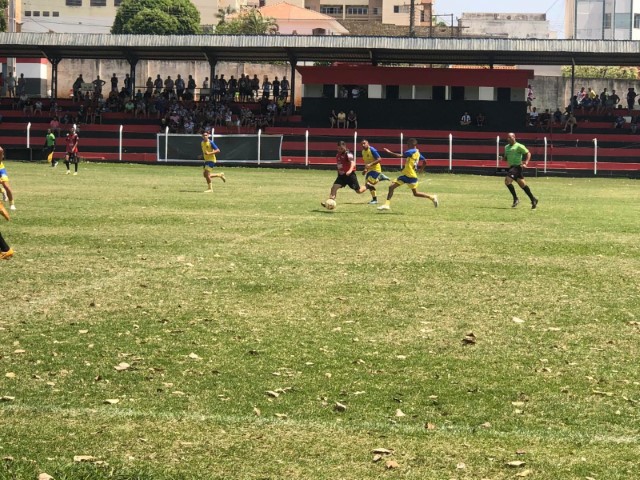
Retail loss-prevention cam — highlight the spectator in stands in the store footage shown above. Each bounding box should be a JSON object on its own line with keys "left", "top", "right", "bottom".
{"left": 238, "top": 74, "right": 249, "bottom": 102}
{"left": 630, "top": 116, "right": 639, "bottom": 134}
{"left": 7, "top": 72, "right": 16, "bottom": 98}
{"left": 598, "top": 88, "right": 609, "bottom": 113}
{"left": 526, "top": 84, "right": 535, "bottom": 112}
{"left": 124, "top": 98, "right": 135, "bottom": 115}
{"left": 134, "top": 98, "right": 146, "bottom": 118}
{"left": 336, "top": 110, "right": 347, "bottom": 128}
{"left": 460, "top": 112, "right": 471, "bottom": 126}
{"left": 476, "top": 112, "right": 485, "bottom": 127}
{"left": 262, "top": 76, "right": 272, "bottom": 100}
{"left": 123, "top": 74, "right": 132, "bottom": 96}
{"left": 228, "top": 75, "right": 238, "bottom": 101}
{"left": 219, "top": 74, "right": 228, "bottom": 100}
{"left": 528, "top": 107, "right": 539, "bottom": 126}
{"left": 33, "top": 99, "right": 43, "bottom": 116}
{"left": 49, "top": 116, "right": 62, "bottom": 138}
{"left": 272, "top": 76, "right": 280, "bottom": 99}
{"left": 164, "top": 76, "right": 175, "bottom": 96}
{"left": 154, "top": 74, "right": 163, "bottom": 94}
{"left": 17, "top": 73, "right": 26, "bottom": 96}
{"left": 175, "top": 74, "right": 185, "bottom": 100}
{"left": 0, "top": 73, "right": 4, "bottom": 97}
{"left": 280, "top": 76, "right": 290, "bottom": 101}
{"left": 187, "top": 75, "right": 196, "bottom": 100}
{"left": 329, "top": 110, "right": 338, "bottom": 128}
{"left": 576, "top": 87, "right": 587, "bottom": 105}
{"left": 251, "top": 75, "right": 260, "bottom": 101}
{"left": 614, "top": 114, "right": 626, "bottom": 129}
{"left": 553, "top": 108, "right": 563, "bottom": 125}
{"left": 346, "top": 110, "right": 358, "bottom": 129}
{"left": 111, "top": 73, "right": 118, "bottom": 93}
{"left": 627, "top": 87, "right": 637, "bottom": 110}
{"left": 145, "top": 77, "right": 154, "bottom": 96}
{"left": 72, "top": 74, "right": 83, "bottom": 102}
{"left": 564, "top": 113, "right": 577, "bottom": 133}
{"left": 607, "top": 89, "right": 620, "bottom": 110}
{"left": 93, "top": 75, "right": 106, "bottom": 98}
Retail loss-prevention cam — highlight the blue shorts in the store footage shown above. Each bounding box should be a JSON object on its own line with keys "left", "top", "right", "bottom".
{"left": 203, "top": 161, "right": 216, "bottom": 172}
{"left": 0, "top": 168, "right": 8, "bottom": 182}
{"left": 395, "top": 175, "right": 418, "bottom": 189}
{"left": 365, "top": 171, "right": 382, "bottom": 185}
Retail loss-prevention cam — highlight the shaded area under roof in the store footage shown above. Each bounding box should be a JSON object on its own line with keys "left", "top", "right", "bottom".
{"left": 0, "top": 33, "right": 639, "bottom": 66}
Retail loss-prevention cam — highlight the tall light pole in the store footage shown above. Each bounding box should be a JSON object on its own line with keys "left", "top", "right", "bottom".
{"left": 409, "top": 0, "right": 416, "bottom": 37}
{"left": 7, "top": 0, "right": 16, "bottom": 75}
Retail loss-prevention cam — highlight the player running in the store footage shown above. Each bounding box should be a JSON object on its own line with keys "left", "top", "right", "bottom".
{"left": 321, "top": 140, "right": 374, "bottom": 208}
{"left": 0, "top": 146, "right": 16, "bottom": 211}
{"left": 501, "top": 132, "right": 539, "bottom": 209}
{"left": 201, "top": 131, "right": 226, "bottom": 192}
{"left": 377, "top": 138, "right": 438, "bottom": 211}
{"left": 360, "top": 139, "right": 390, "bottom": 205}
{"left": 0, "top": 197, "right": 13, "bottom": 260}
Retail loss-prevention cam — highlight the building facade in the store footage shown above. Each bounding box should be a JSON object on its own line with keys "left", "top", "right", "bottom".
{"left": 565, "top": 0, "right": 640, "bottom": 39}
{"left": 459, "top": 13, "right": 555, "bottom": 39}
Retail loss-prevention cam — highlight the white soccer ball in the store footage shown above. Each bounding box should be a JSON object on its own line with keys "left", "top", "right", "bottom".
{"left": 325, "top": 198, "right": 337, "bottom": 210}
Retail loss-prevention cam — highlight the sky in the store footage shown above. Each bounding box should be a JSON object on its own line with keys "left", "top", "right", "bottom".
{"left": 433, "top": 0, "right": 566, "bottom": 38}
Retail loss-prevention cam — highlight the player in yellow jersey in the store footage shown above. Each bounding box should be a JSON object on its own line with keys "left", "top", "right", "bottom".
{"left": 360, "top": 139, "right": 390, "bottom": 205}
{"left": 0, "top": 146, "right": 16, "bottom": 211}
{"left": 0, "top": 200, "right": 13, "bottom": 260}
{"left": 377, "top": 138, "right": 438, "bottom": 211}
{"left": 200, "top": 131, "right": 226, "bottom": 192}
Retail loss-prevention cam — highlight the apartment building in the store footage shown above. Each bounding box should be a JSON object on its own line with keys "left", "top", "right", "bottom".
{"left": 565, "top": 0, "right": 640, "bottom": 39}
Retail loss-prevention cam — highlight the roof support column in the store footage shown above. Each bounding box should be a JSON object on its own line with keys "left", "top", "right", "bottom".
{"left": 127, "top": 56, "right": 138, "bottom": 99}
{"left": 287, "top": 51, "right": 297, "bottom": 115}
{"left": 48, "top": 57, "right": 61, "bottom": 101}
{"left": 204, "top": 51, "right": 218, "bottom": 101}
{"left": 570, "top": 58, "right": 575, "bottom": 112}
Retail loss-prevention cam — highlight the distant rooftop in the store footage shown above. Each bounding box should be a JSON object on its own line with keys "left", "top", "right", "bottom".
{"left": 460, "top": 13, "right": 547, "bottom": 22}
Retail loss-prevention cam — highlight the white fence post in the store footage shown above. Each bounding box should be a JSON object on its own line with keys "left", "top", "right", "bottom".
{"left": 496, "top": 135, "right": 500, "bottom": 167}
{"left": 593, "top": 138, "right": 598, "bottom": 175}
{"left": 164, "top": 126, "right": 169, "bottom": 162}
{"left": 257, "top": 129, "right": 262, "bottom": 165}
{"left": 26, "top": 122, "right": 31, "bottom": 148}
{"left": 544, "top": 137, "right": 548, "bottom": 173}
{"left": 119, "top": 125, "right": 123, "bottom": 162}
{"left": 400, "top": 132, "right": 404, "bottom": 169}
{"left": 448, "top": 133, "right": 453, "bottom": 171}
{"left": 305, "top": 129, "right": 309, "bottom": 167}
{"left": 353, "top": 130, "right": 358, "bottom": 159}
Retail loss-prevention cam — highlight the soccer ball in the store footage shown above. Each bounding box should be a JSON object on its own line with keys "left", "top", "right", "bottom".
{"left": 325, "top": 198, "right": 337, "bottom": 210}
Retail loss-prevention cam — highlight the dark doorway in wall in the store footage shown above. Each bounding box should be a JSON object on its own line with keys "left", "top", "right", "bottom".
{"left": 385, "top": 85, "right": 399, "bottom": 99}
{"left": 432, "top": 85, "right": 446, "bottom": 100}
{"left": 451, "top": 86, "right": 465, "bottom": 101}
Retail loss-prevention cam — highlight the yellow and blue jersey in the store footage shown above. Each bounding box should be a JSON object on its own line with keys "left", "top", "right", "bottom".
{"left": 362, "top": 146, "right": 381, "bottom": 173}
{"left": 0, "top": 161, "right": 8, "bottom": 182}
{"left": 201, "top": 140, "right": 219, "bottom": 169}
{"left": 400, "top": 148, "right": 421, "bottom": 178}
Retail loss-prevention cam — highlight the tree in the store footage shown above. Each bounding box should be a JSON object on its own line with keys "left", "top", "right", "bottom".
{"left": 216, "top": 6, "right": 236, "bottom": 25}
{"left": 561, "top": 65, "right": 638, "bottom": 80}
{"left": 0, "top": 0, "right": 8, "bottom": 32}
{"left": 112, "top": 0, "right": 201, "bottom": 35}
{"left": 214, "top": 9, "right": 278, "bottom": 35}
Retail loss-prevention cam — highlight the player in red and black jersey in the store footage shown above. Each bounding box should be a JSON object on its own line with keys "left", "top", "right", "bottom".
{"left": 321, "top": 141, "right": 373, "bottom": 209}
{"left": 64, "top": 127, "right": 80, "bottom": 175}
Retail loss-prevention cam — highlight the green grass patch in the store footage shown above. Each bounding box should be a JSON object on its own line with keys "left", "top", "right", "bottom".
{"left": 1, "top": 161, "right": 639, "bottom": 479}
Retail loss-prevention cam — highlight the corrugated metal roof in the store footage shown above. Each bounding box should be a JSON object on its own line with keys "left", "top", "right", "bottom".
{"left": 0, "top": 33, "right": 638, "bottom": 66}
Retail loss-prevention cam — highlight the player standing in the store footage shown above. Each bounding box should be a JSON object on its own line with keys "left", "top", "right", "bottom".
{"left": 360, "top": 139, "right": 390, "bottom": 205}
{"left": 377, "top": 138, "right": 438, "bottom": 211}
{"left": 64, "top": 127, "right": 80, "bottom": 175}
{"left": 201, "top": 131, "right": 226, "bottom": 192}
{"left": 321, "top": 140, "right": 373, "bottom": 208}
{"left": 502, "top": 132, "right": 538, "bottom": 209}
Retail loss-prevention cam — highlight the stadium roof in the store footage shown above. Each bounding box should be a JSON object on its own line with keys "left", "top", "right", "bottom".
{"left": 0, "top": 33, "right": 639, "bottom": 66}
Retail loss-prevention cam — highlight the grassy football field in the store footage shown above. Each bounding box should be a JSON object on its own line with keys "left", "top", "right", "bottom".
{"left": 1, "top": 161, "right": 639, "bottom": 479}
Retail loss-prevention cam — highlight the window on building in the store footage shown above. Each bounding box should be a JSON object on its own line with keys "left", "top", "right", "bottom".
{"left": 320, "top": 6, "right": 343, "bottom": 15}
{"left": 634, "top": 14, "right": 640, "bottom": 28}
{"left": 393, "top": 6, "right": 400, "bottom": 13}
{"left": 90, "top": 0, "right": 107, "bottom": 5}
{"left": 24, "top": 11, "right": 31, "bottom": 16}
{"left": 312, "top": 28, "right": 327, "bottom": 35}
{"left": 53, "top": 11, "right": 60, "bottom": 16}
{"left": 347, "top": 6, "right": 368, "bottom": 15}
{"left": 372, "top": 7, "right": 379, "bottom": 14}
{"left": 114, "top": 0, "right": 122, "bottom": 5}
{"left": 43, "top": 11, "right": 50, "bottom": 16}
{"left": 604, "top": 13, "right": 611, "bottom": 29}
{"left": 66, "top": 0, "right": 82, "bottom": 6}
{"left": 33, "top": 11, "right": 40, "bottom": 16}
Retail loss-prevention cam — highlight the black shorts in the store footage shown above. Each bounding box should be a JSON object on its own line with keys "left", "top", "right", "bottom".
{"left": 507, "top": 165, "right": 524, "bottom": 180}
{"left": 334, "top": 172, "right": 361, "bottom": 191}
{"left": 66, "top": 152, "right": 79, "bottom": 164}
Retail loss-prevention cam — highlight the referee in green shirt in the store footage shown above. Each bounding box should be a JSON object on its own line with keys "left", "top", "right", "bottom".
{"left": 502, "top": 132, "right": 538, "bottom": 209}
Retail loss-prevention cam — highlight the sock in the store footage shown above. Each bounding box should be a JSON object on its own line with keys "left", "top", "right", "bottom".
{"left": 0, "top": 233, "right": 9, "bottom": 252}
{"left": 385, "top": 199, "right": 391, "bottom": 206}
{"left": 380, "top": 174, "right": 390, "bottom": 181}
{"left": 522, "top": 185, "right": 535, "bottom": 201}
{"left": 507, "top": 184, "right": 517, "bottom": 200}
{"left": 74, "top": 163, "right": 78, "bottom": 173}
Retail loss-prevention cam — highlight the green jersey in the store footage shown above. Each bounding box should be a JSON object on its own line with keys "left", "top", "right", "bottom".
{"left": 504, "top": 142, "right": 529, "bottom": 166}
{"left": 45, "top": 132, "right": 56, "bottom": 147}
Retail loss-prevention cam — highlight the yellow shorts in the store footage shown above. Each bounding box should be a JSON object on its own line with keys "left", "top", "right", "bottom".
{"left": 395, "top": 175, "right": 418, "bottom": 189}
